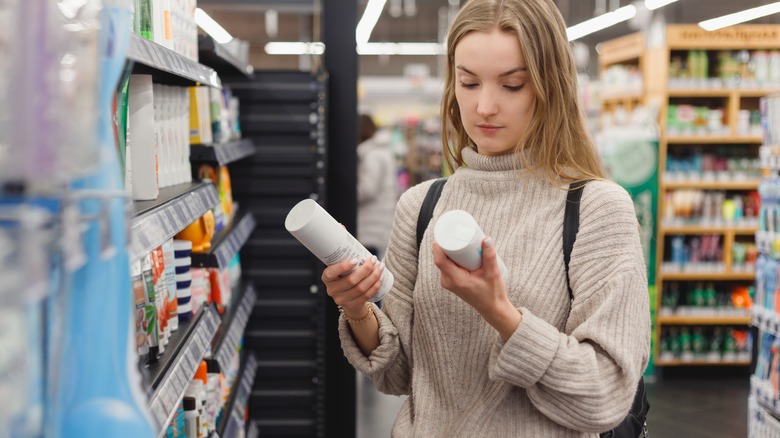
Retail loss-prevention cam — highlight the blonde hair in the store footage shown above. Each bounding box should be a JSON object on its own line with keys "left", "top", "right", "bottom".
{"left": 441, "top": 0, "right": 606, "bottom": 185}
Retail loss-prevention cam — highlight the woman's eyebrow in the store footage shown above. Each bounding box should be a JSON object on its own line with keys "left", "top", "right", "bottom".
{"left": 455, "top": 65, "right": 528, "bottom": 77}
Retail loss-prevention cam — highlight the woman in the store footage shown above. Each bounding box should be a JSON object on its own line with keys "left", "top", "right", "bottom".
{"left": 323, "top": 0, "right": 650, "bottom": 436}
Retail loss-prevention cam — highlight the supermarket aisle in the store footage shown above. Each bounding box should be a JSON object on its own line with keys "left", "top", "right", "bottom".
{"left": 356, "top": 374, "right": 749, "bottom": 437}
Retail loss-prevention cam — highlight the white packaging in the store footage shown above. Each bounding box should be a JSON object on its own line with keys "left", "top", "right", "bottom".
{"left": 128, "top": 75, "right": 159, "bottom": 200}
{"left": 285, "top": 199, "right": 394, "bottom": 302}
{"left": 433, "top": 210, "right": 509, "bottom": 283}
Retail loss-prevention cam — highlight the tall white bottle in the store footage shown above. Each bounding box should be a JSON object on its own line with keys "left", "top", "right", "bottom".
{"left": 128, "top": 74, "right": 159, "bottom": 200}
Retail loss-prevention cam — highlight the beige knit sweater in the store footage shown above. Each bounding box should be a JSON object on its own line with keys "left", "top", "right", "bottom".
{"left": 339, "top": 147, "right": 651, "bottom": 437}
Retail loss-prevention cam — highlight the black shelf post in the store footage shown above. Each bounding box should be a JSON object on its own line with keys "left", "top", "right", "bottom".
{"left": 323, "top": 1, "right": 358, "bottom": 438}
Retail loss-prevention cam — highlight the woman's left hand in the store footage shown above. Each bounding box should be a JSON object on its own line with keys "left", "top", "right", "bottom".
{"left": 433, "top": 237, "right": 522, "bottom": 340}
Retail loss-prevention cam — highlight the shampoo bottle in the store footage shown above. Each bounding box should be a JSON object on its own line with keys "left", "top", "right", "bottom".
{"left": 433, "top": 210, "right": 509, "bottom": 283}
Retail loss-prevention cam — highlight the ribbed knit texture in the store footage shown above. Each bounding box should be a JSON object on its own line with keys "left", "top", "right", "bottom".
{"left": 339, "top": 147, "right": 651, "bottom": 437}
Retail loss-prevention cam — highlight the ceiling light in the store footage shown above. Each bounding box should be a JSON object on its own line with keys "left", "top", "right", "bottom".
{"left": 356, "top": 0, "right": 387, "bottom": 45}
{"left": 194, "top": 8, "right": 233, "bottom": 44}
{"left": 699, "top": 2, "right": 780, "bottom": 31}
{"left": 567, "top": 5, "right": 637, "bottom": 41}
{"left": 644, "top": 0, "right": 678, "bottom": 11}
{"left": 357, "top": 42, "right": 445, "bottom": 56}
{"left": 264, "top": 42, "right": 325, "bottom": 55}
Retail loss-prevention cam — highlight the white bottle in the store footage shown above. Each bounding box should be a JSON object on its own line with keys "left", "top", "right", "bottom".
{"left": 128, "top": 75, "right": 159, "bottom": 200}
{"left": 285, "top": 199, "right": 394, "bottom": 302}
{"left": 433, "top": 210, "right": 509, "bottom": 283}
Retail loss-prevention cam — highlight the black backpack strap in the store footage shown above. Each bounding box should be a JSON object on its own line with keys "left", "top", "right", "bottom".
{"left": 563, "top": 180, "right": 589, "bottom": 301}
{"left": 416, "top": 178, "right": 448, "bottom": 251}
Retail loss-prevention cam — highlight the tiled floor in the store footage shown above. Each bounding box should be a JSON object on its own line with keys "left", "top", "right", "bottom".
{"left": 356, "top": 372, "right": 750, "bottom": 437}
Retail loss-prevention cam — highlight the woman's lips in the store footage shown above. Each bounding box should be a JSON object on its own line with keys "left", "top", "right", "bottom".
{"left": 477, "top": 124, "right": 502, "bottom": 134}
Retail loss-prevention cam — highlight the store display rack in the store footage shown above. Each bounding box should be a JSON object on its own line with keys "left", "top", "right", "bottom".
{"left": 212, "top": 283, "right": 257, "bottom": 374}
{"left": 130, "top": 182, "right": 220, "bottom": 263}
{"left": 143, "top": 304, "right": 221, "bottom": 437}
{"left": 599, "top": 24, "right": 780, "bottom": 367}
{"left": 190, "top": 139, "right": 258, "bottom": 167}
{"left": 749, "top": 397, "right": 780, "bottom": 436}
{"left": 127, "top": 33, "right": 221, "bottom": 88}
{"left": 191, "top": 210, "right": 256, "bottom": 269}
{"left": 217, "top": 352, "right": 259, "bottom": 438}
{"left": 198, "top": 34, "right": 254, "bottom": 79}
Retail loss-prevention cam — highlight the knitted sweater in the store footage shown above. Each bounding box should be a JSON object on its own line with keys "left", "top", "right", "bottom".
{"left": 339, "top": 147, "right": 651, "bottom": 437}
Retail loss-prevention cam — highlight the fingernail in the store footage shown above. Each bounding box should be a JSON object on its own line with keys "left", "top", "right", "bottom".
{"left": 350, "top": 258, "right": 359, "bottom": 265}
{"left": 372, "top": 255, "right": 378, "bottom": 264}
{"left": 379, "top": 262, "right": 385, "bottom": 271}
{"left": 484, "top": 237, "right": 493, "bottom": 248}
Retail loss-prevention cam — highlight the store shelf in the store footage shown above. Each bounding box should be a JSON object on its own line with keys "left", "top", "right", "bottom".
{"left": 190, "top": 139, "right": 257, "bottom": 166}
{"left": 142, "top": 305, "right": 221, "bottom": 437}
{"left": 753, "top": 307, "right": 780, "bottom": 338}
{"left": 198, "top": 34, "right": 254, "bottom": 78}
{"left": 666, "top": 88, "right": 779, "bottom": 98}
{"left": 212, "top": 284, "right": 257, "bottom": 374}
{"left": 191, "top": 210, "right": 256, "bottom": 269}
{"left": 655, "top": 359, "right": 751, "bottom": 366}
{"left": 660, "top": 225, "right": 758, "bottom": 235}
{"left": 752, "top": 376, "right": 780, "bottom": 420}
{"left": 217, "top": 352, "right": 259, "bottom": 438}
{"left": 657, "top": 315, "right": 752, "bottom": 325}
{"left": 127, "top": 33, "right": 221, "bottom": 88}
{"left": 662, "top": 180, "right": 761, "bottom": 190}
{"left": 130, "top": 182, "right": 220, "bottom": 262}
{"left": 601, "top": 90, "right": 643, "bottom": 105}
{"left": 666, "top": 136, "right": 764, "bottom": 144}
{"left": 659, "top": 272, "right": 755, "bottom": 281}
{"left": 750, "top": 397, "right": 780, "bottom": 435}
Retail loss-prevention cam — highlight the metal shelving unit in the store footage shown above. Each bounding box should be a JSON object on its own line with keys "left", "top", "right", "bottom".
{"left": 198, "top": 34, "right": 254, "bottom": 79}
{"left": 130, "top": 182, "right": 220, "bottom": 263}
{"left": 191, "top": 139, "right": 258, "bottom": 167}
{"left": 127, "top": 33, "right": 221, "bottom": 88}
{"left": 143, "top": 305, "right": 221, "bottom": 437}
{"left": 212, "top": 283, "right": 257, "bottom": 374}
{"left": 191, "top": 210, "right": 257, "bottom": 269}
{"left": 217, "top": 353, "right": 259, "bottom": 438}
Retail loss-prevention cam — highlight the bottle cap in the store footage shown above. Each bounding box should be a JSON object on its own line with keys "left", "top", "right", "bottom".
{"left": 195, "top": 360, "right": 208, "bottom": 384}
{"left": 205, "top": 358, "right": 221, "bottom": 374}
{"left": 183, "top": 396, "right": 196, "bottom": 411}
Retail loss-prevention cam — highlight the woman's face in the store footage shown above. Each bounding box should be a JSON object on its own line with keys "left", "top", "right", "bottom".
{"left": 454, "top": 29, "right": 535, "bottom": 156}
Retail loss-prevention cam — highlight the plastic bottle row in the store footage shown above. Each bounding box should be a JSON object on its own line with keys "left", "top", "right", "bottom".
{"left": 755, "top": 331, "right": 780, "bottom": 398}
{"left": 120, "top": 74, "right": 241, "bottom": 202}
{"left": 658, "top": 325, "right": 751, "bottom": 363}
{"left": 668, "top": 49, "right": 780, "bottom": 89}
{"left": 666, "top": 105, "right": 752, "bottom": 137}
{"left": 165, "top": 354, "right": 241, "bottom": 438}
{"left": 753, "top": 255, "right": 780, "bottom": 315}
{"left": 665, "top": 151, "right": 761, "bottom": 183}
{"left": 662, "top": 190, "right": 759, "bottom": 228}
{"left": 662, "top": 234, "right": 757, "bottom": 274}
{"left": 659, "top": 282, "right": 752, "bottom": 317}
{"left": 133, "top": 0, "right": 199, "bottom": 61}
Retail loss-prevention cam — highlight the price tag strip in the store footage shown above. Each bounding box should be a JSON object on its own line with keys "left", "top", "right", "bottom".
{"left": 215, "top": 213, "right": 257, "bottom": 269}
{"left": 149, "top": 306, "right": 221, "bottom": 437}
{"left": 224, "top": 353, "right": 259, "bottom": 438}
{"left": 215, "top": 139, "right": 257, "bottom": 167}
{"left": 753, "top": 307, "right": 780, "bottom": 338}
{"left": 127, "top": 33, "right": 222, "bottom": 89}
{"left": 215, "top": 285, "right": 257, "bottom": 373}
{"left": 130, "top": 183, "right": 220, "bottom": 262}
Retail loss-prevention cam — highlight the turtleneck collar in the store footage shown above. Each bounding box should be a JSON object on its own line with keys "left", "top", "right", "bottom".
{"left": 461, "top": 147, "right": 519, "bottom": 172}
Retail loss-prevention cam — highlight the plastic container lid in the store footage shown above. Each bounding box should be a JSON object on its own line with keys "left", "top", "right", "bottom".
{"left": 195, "top": 360, "right": 208, "bottom": 385}
{"left": 183, "top": 396, "right": 196, "bottom": 411}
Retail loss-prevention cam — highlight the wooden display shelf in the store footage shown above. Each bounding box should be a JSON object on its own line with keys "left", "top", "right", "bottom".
{"left": 601, "top": 90, "right": 643, "bottom": 105}
{"left": 654, "top": 359, "right": 750, "bottom": 367}
{"left": 659, "top": 272, "right": 755, "bottom": 281}
{"left": 659, "top": 225, "right": 758, "bottom": 235}
{"left": 662, "top": 180, "right": 760, "bottom": 190}
{"left": 666, "top": 136, "right": 763, "bottom": 144}
{"left": 657, "top": 315, "right": 751, "bottom": 325}
{"left": 667, "top": 88, "right": 780, "bottom": 98}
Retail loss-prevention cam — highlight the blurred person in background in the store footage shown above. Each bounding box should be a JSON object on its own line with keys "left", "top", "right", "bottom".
{"left": 357, "top": 113, "right": 398, "bottom": 261}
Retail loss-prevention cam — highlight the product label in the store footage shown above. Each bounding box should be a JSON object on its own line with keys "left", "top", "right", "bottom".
{"left": 142, "top": 257, "right": 160, "bottom": 349}
{"left": 132, "top": 274, "right": 150, "bottom": 355}
{"left": 322, "top": 234, "right": 369, "bottom": 266}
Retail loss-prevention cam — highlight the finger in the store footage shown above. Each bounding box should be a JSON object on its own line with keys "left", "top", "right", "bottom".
{"left": 334, "top": 255, "right": 379, "bottom": 293}
{"left": 480, "top": 237, "right": 499, "bottom": 278}
{"left": 322, "top": 256, "right": 365, "bottom": 283}
{"left": 345, "top": 261, "right": 385, "bottom": 306}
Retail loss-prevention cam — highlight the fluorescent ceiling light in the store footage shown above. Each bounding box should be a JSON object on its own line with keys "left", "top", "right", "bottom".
{"left": 264, "top": 42, "right": 325, "bottom": 55}
{"left": 356, "top": 0, "right": 387, "bottom": 45}
{"left": 263, "top": 42, "right": 444, "bottom": 56}
{"left": 358, "top": 42, "right": 444, "bottom": 55}
{"left": 699, "top": 2, "right": 780, "bottom": 31}
{"left": 566, "top": 5, "right": 637, "bottom": 41}
{"left": 195, "top": 8, "right": 233, "bottom": 44}
{"left": 644, "top": 0, "right": 678, "bottom": 11}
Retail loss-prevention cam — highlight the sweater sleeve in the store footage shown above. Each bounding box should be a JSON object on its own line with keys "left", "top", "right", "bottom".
{"left": 338, "top": 180, "right": 435, "bottom": 395}
{"left": 488, "top": 181, "right": 651, "bottom": 433}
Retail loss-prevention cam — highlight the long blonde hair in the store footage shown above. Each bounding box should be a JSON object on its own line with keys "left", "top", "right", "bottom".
{"left": 441, "top": 0, "right": 606, "bottom": 184}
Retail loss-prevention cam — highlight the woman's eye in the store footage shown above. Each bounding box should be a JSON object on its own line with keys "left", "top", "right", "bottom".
{"left": 504, "top": 84, "right": 525, "bottom": 92}
{"left": 459, "top": 82, "right": 479, "bottom": 89}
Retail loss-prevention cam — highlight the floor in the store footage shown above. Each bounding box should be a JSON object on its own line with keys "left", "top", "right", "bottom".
{"left": 356, "top": 370, "right": 751, "bottom": 437}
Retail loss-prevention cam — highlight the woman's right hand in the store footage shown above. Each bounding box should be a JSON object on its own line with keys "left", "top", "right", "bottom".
{"left": 322, "top": 255, "right": 384, "bottom": 318}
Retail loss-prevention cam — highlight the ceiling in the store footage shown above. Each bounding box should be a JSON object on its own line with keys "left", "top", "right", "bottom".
{"left": 199, "top": 0, "right": 780, "bottom": 77}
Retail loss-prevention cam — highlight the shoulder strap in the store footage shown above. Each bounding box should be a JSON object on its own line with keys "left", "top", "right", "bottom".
{"left": 417, "top": 178, "right": 448, "bottom": 250}
{"left": 563, "top": 180, "right": 589, "bottom": 302}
